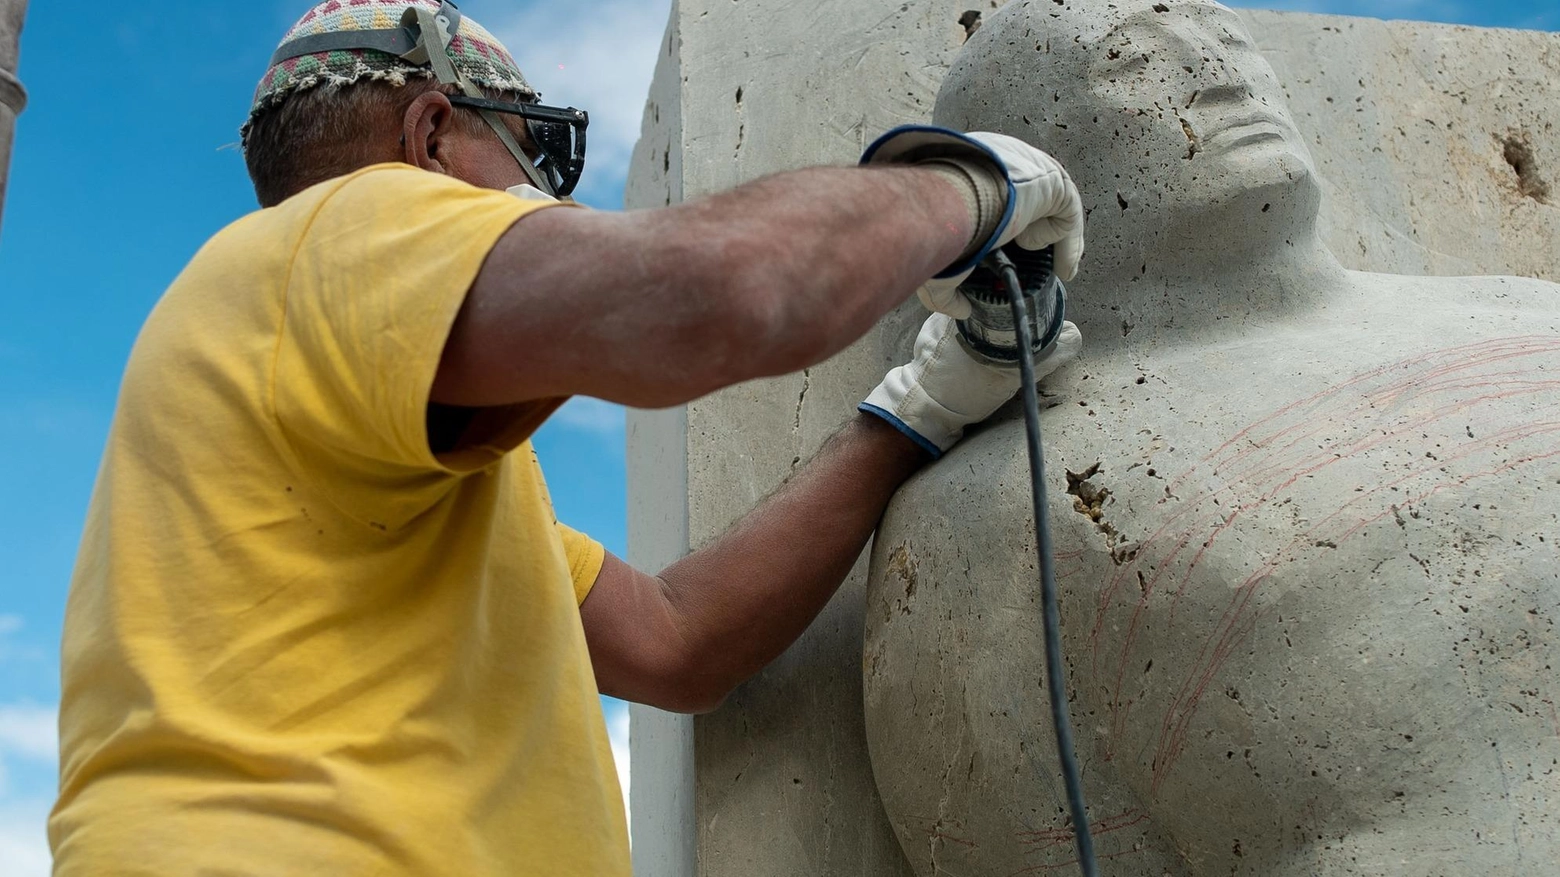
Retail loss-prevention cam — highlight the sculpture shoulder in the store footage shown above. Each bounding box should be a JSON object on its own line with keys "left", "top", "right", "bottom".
{"left": 1351, "top": 269, "right": 1560, "bottom": 312}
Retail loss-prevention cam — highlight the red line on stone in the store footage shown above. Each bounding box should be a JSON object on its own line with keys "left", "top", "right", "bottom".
{"left": 1083, "top": 337, "right": 1560, "bottom": 791}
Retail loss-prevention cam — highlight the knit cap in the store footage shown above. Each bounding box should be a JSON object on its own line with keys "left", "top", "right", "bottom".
{"left": 245, "top": 0, "right": 536, "bottom": 135}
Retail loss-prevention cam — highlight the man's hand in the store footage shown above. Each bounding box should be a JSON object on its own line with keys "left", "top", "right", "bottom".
{"left": 861, "top": 314, "right": 1083, "bottom": 456}
{"left": 860, "top": 127, "right": 1085, "bottom": 318}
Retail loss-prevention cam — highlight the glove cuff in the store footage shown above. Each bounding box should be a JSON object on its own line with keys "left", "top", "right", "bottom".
{"left": 920, "top": 159, "right": 1006, "bottom": 265}
{"left": 859, "top": 402, "right": 946, "bottom": 460}
{"left": 860, "top": 125, "right": 1018, "bottom": 279}
{"left": 860, "top": 368, "right": 973, "bottom": 457}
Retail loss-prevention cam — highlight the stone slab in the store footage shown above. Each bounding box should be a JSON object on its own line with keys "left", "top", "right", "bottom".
{"left": 624, "top": 3, "right": 1560, "bottom": 875}
{"left": 865, "top": 2, "right": 1560, "bottom": 872}
{"left": 0, "top": 0, "right": 28, "bottom": 239}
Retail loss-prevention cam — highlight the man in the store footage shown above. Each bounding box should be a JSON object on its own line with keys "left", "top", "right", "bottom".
{"left": 50, "top": 1, "right": 1084, "bottom": 874}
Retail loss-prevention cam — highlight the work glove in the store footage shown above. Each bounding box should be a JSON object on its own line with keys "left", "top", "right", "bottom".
{"left": 860, "top": 126, "right": 1084, "bottom": 319}
{"left": 861, "top": 315, "right": 1083, "bottom": 457}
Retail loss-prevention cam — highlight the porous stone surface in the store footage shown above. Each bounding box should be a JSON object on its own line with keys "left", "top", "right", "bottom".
{"left": 1240, "top": 11, "right": 1560, "bottom": 282}
{"left": 626, "top": 4, "right": 1006, "bottom": 874}
{"left": 0, "top": 0, "right": 28, "bottom": 237}
{"left": 625, "top": 2, "right": 1560, "bottom": 875}
{"left": 863, "top": 2, "right": 1560, "bottom": 875}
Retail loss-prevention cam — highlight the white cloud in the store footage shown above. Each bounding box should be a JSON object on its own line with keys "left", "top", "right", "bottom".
{"left": 0, "top": 798, "right": 51, "bottom": 877}
{"left": 0, "top": 702, "right": 56, "bottom": 877}
{"left": 488, "top": 0, "right": 673, "bottom": 207}
{"left": 0, "top": 616, "right": 20, "bottom": 637}
{"left": 552, "top": 397, "right": 627, "bottom": 437}
{"left": 606, "top": 699, "right": 631, "bottom": 833}
{"left": 0, "top": 705, "right": 58, "bottom": 765}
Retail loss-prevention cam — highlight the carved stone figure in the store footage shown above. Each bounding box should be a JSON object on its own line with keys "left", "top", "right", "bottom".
{"left": 0, "top": 0, "right": 28, "bottom": 235}
{"left": 862, "top": 2, "right": 1560, "bottom": 874}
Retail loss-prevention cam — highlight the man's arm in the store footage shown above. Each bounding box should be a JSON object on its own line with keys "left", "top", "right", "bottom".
{"left": 431, "top": 166, "right": 973, "bottom": 410}
{"left": 576, "top": 308, "right": 1083, "bottom": 713}
{"left": 522, "top": 130, "right": 1087, "bottom": 710}
{"left": 578, "top": 413, "right": 926, "bottom": 714}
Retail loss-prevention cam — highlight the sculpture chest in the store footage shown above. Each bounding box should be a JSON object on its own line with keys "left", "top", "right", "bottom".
{"left": 865, "top": 288, "right": 1560, "bottom": 875}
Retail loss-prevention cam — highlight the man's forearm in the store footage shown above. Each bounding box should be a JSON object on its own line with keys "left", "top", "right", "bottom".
{"left": 656, "top": 413, "right": 928, "bottom": 706}
{"left": 442, "top": 165, "right": 974, "bottom": 409}
{"left": 660, "top": 165, "right": 975, "bottom": 374}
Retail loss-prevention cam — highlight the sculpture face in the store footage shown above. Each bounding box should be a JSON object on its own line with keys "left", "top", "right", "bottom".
{"left": 1086, "top": 2, "right": 1314, "bottom": 200}
{"left": 936, "top": 0, "right": 1322, "bottom": 276}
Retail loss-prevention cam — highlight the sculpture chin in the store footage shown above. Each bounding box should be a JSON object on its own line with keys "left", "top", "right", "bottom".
{"left": 1210, "top": 131, "right": 1315, "bottom": 185}
{"left": 1148, "top": 138, "right": 1322, "bottom": 270}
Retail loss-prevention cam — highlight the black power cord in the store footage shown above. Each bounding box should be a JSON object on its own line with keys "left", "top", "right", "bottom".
{"left": 990, "top": 248, "right": 1099, "bottom": 877}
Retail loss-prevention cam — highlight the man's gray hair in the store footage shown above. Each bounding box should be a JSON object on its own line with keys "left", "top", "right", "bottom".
{"left": 241, "top": 79, "right": 522, "bottom": 208}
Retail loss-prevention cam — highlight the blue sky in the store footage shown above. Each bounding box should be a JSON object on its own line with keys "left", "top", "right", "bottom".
{"left": 0, "top": 0, "right": 1555, "bottom": 871}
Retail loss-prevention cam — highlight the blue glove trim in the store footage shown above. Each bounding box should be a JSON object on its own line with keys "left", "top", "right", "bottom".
{"left": 859, "top": 125, "right": 1018, "bottom": 280}
{"left": 858, "top": 403, "right": 944, "bottom": 460}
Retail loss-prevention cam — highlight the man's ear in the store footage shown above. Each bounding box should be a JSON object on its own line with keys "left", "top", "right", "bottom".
{"left": 402, "top": 90, "right": 459, "bottom": 175}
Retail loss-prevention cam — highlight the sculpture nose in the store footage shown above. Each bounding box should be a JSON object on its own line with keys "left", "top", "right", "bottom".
{"left": 1186, "top": 83, "right": 1259, "bottom": 109}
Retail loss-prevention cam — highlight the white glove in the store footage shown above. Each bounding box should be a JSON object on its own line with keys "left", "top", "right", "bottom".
{"left": 861, "top": 315, "right": 1083, "bottom": 456}
{"left": 860, "top": 126, "right": 1085, "bottom": 319}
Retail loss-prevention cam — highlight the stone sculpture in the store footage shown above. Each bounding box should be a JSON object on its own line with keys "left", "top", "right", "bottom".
{"left": 0, "top": 0, "right": 27, "bottom": 237}
{"left": 862, "top": 1, "right": 1560, "bottom": 874}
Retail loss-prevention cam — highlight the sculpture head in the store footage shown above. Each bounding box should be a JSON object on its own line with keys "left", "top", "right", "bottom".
{"left": 936, "top": 0, "right": 1323, "bottom": 280}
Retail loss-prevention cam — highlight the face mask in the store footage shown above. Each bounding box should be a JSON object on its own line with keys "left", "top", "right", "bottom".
{"left": 506, "top": 184, "right": 557, "bottom": 202}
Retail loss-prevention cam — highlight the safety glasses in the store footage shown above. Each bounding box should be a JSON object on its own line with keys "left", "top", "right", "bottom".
{"left": 447, "top": 95, "right": 589, "bottom": 198}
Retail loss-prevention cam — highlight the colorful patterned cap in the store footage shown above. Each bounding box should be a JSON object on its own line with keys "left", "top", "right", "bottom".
{"left": 245, "top": 0, "right": 535, "bottom": 134}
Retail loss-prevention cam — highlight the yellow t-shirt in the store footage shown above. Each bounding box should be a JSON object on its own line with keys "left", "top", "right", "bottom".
{"left": 51, "top": 165, "right": 629, "bottom": 877}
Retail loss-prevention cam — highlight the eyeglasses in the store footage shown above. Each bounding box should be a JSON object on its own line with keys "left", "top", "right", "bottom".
{"left": 447, "top": 95, "right": 589, "bottom": 198}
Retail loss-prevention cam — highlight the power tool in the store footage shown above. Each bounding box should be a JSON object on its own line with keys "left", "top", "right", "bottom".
{"left": 957, "top": 244, "right": 1099, "bottom": 877}
{"left": 955, "top": 244, "right": 1068, "bottom": 366}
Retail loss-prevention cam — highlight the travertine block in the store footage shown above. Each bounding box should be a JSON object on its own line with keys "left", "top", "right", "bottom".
{"left": 625, "top": 3, "right": 1560, "bottom": 875}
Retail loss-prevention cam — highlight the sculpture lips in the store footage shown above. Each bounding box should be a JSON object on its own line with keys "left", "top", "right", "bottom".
{"left": 1186, "top": 86, "right": 1295, "bottom": 150}
{"left": 1203, "top": 113, "right": 1290, "bottom": 149}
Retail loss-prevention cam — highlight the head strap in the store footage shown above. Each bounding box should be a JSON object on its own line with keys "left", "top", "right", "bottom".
{"left": 268, "top": 1, "right": 557, "bottom": 196}
{"left": 268, "top": 1, "right": 462, "bottom": 67}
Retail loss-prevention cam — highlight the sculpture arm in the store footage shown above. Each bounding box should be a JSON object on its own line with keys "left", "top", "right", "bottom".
{"left": 578, "top": 413, "right": 927, "bottom": 713}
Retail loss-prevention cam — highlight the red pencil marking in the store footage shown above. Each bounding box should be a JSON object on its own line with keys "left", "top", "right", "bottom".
{"left": 1007, "top": 809, "right": 1152, "bottom": 875}
{"left": 899, "top": 815, "right": 980, "bottom": 852}
{"left": 930, "top": 830, "right": 978, "bottom": 849}
{"left": 1068, "top": 336, "right": 1560, "bottom": 789}
{"left": 1016, "top": 808, "right": 1147, "bottom": 850}
{"left": 1006, "top": 847, "right": 1151, "bottom": 875}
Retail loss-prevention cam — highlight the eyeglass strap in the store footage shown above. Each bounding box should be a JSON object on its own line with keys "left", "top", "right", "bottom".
{"left": 400, "top": 5, "right": 558, "bottom": 197}
{"left": 270, "top": 3, "right": 559, "bottom": 197}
